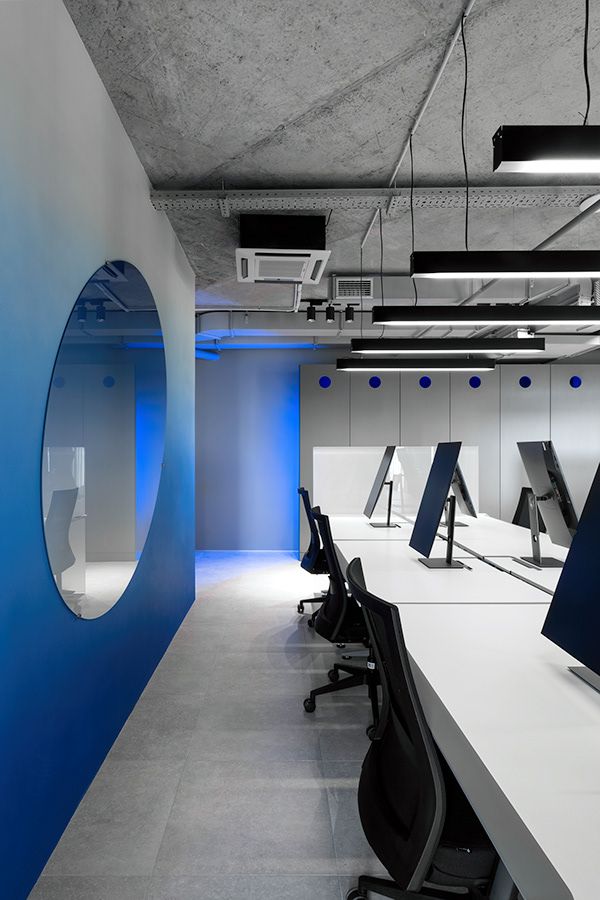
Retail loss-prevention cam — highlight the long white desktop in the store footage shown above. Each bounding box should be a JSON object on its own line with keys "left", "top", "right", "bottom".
{"left": 329, "top": 512, "right": 596, "bottom": 900}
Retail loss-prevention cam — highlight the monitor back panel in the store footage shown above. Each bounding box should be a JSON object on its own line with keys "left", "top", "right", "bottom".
{"left": 409, "top": 442, "right": 462, "bottom": 558}
{"left": 518, "top": 440, "right": 576, "bottom": 548}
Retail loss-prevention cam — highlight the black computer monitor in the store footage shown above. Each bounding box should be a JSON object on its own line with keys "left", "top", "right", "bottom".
{"left": 517, "top": 440, "right": 578, "bottom": 567}
{"left": 542, "top": 461, "right": 600, "bottom": 694}
{"left": 451, "top": 463, "right": 477, "bottom": 518}
{"left": 363, "top": 446, "right": 399, "bottom": 528}
{"left": 409, "top": 441, "right": 464, "bottom": 569}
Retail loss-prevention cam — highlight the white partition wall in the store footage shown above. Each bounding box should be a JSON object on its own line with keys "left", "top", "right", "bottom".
{"left": 401, "top": 372, "right": 450, "bottom": 445}
{"left": 500, "top": 365, "right": 551, "bottom": 521}
{"left": 349, "top": 373, "right": 400, "bottom": 445}
{"left": 451, "top": 370, "right": 500, "bottom": 517}
{"left": 300, "top": 362, "right": 600, "bottom": 538}
{"left": 550, "top": 365, "right": 600, "bottom": 516}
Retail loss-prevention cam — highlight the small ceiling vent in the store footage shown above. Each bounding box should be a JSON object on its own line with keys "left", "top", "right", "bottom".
{"left": 236, "top": 214, "right": 330, "bottom": 285}
{"left": 335, "top": 277, "right": 374, "bottom": 301}
{"left": 235, "top": 249, "right": 330, "bottom": 285}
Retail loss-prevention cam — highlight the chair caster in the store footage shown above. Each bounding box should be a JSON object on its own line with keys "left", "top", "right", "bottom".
{"left": 328, "top": 668, "right": 339, "bottom": 683}
{"left": 366, "top": 724, "right": 377, "bottom": 740}
{"left": 346, "top": 890, "right": 367, "bottom": 900}
{"left": 303, "top": 697, "right": 316, "bottom": 713}
{"left": 307, "top": 617, "right": 315, "bottom": 628}
{"left": 297, "top": 602, "right": 304, "bottom": 614}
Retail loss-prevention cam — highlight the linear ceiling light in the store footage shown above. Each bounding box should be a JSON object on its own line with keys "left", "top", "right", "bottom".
{"left": 410, "top": 250, "right": 600, "bottom": 280}
{"left": 493, "top": 125, "right": 600, "bottom": 173}
{"left": 371, "top": 305, "right": 600, "bottom": 328}
{"left": 351, "top": 337, "right": 545, "bottom": 355}
{"left": 337, "top": 358, "right": 496, "bottom": 372}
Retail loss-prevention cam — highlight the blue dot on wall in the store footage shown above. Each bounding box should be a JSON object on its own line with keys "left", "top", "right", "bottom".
{"left": 469, "top": 376, "right": 481, "bottom": 389}
{"left": 319, "top": 375, "right": 331, "bottom": 389}
{"left": 53, "top": 375, "right": 65, "bottom": 389}
{"left": 519, "top": 375, "right": 532, "bottom": 389}
{"left": 103, "top": 375, "right": 116, "bottom": 388}
{"left": 570, "top": 375, "right": 582, "bottom": 389}
{"left": 369, "top": 376, "right": 382, "bottom": 389}
{"left": 419, "top": 375, "right": 432, "bottom": 389}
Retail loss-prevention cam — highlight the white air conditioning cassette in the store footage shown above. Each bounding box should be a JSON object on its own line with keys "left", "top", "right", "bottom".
{"left": 235, "top": 248, "right": 330, "bottom": 285}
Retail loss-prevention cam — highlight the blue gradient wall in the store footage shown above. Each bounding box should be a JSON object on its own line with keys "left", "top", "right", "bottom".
{"left": 0, "top": 3, "right": 196, "bottom": 897}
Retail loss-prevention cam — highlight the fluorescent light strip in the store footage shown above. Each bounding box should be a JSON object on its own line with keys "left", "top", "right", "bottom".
{"left": 493, "top": 125, "right": 600, "bottom": 174}
{"left": 410, "top": 250, "right": 600, "bottom": 280}
{"left": 337, "top": 358, "right": 496, "bottom": 372}
{"left": 372, "top": 305, "right": 600, "bottom": 328}
{"left": 351, "top": 338, "right": 545, "bottom": 355}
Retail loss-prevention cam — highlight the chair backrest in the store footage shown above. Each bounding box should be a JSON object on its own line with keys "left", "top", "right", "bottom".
{"left": 312, "top": 509, "right": 364, "bottom": 642}
{"left": 346, "top": 556, "right": 446, "bottom": 890}
{"left": 45, "top": 487, "right": 79, "bottom": 577}
{"left": 298, "top": 487, "right": 327, "bottom": 574}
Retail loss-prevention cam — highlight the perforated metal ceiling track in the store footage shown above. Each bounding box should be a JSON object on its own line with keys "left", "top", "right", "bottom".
{"left": 150, "top": 186, "right": 600, "bottom": 214}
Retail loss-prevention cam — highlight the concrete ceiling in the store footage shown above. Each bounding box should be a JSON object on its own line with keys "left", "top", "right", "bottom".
{"left": 64, "top": 0, "right": 600, "bottom": 309}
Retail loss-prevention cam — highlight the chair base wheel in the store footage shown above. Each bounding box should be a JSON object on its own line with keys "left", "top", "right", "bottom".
{"left": 366, "top": 724, "right": 376, "bottom": 740}
{"left": 303, "top": 697, "right": 316, "bottom": 713}
{"left": 297, "top": 602, "right": 304, "bottom": 614}
{"left": 346, "top": 890, "right": 367, "bottom": 900}
{"left": 307, "top": 617, "right": 315, "bottom": 628}
{"left": 328, "top": 668, "right": 339, "bottom": 683}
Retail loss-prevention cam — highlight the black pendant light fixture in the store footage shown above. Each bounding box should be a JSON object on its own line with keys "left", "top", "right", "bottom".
{"left": 351, "top": 337, "right": 545, "bottom": 355}
{"left": 410, "top": 250, "right": 600, "bottom": 280}
{"left": 337, "top": 357, "right": 496, "bottom": 373}
{"left": 372, "top": 304, "right": 600, "bottom": 328}
{"left": 493, "top": 1, "right": 598, "bottom": 173}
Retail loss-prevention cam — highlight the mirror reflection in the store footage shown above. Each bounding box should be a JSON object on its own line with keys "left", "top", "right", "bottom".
{"left": 42, "top": 261, "right": 166, "bottom": 619}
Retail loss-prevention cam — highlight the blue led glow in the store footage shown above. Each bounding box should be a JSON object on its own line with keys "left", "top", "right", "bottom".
{"left": 419, "top": 375, "right": 432, "bottom": 389}
{"left": 519, "top": 375, "right": 532, "bottom": 389}
{"left": 319, "top": 375, "right": 332, "bottom": 389}
{"left": 102, "top": 375, "right": 115, "bottom": 388}
{"left": 469, "top": 376, "right": 481, "bottom": 389}
{"left": 570, "top": 375, "right": 582, "bottom": 389}
{"left": 369, "top": 376, "right": 382, "bottom": 389}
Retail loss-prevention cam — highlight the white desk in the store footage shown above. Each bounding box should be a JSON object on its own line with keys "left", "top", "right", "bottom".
{"left": 329, "top": 515, "right": 411, "bottom": 541}
{"left": 402, "top": 603, "right": 599, "bottom": 900}
{"left": 487, "top": 556, "right": 563, "bottom": 595}
{"left": 453, "top": 514, "right": 568, "bottom": 563}
{"left": 335, "top": 540, "right": 550, "bottom": 606}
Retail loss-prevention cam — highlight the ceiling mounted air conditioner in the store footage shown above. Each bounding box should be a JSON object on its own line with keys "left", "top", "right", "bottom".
{"left": 236, "top": 214, "right": 330, "bottom": 285}
{"left": 335, "top": 276, "right": 374, "bottom": 300}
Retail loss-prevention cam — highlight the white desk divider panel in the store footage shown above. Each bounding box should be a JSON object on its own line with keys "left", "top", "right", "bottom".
{"left": 550, "top": 364, "right": 600, "bottom": 518}
{"left": 349, "top": 371, "right": 400, "bottom": 446}
{"left": 300, "top": 364, "right": 349, "bottom": 547}
{"left": 313, "top": 446, "right": 391, "bottom": 517}
{"left": 450, "top": 369, "right": 500, "bottom": 518}
{"left": 500, "top": 365, "right": 551, "bottom": 521}
{"left": 400, "top": 371, "right": 450, "bottom": 446}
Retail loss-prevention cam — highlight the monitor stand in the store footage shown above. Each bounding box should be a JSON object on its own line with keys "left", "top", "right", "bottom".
{"left": 569, "top": 666, "right": 600, "bottom": 694}
{"left": 519, "top": 489, "right": 563, "bottom": 569}
{"left": 419, "top": 496, "right": 465, "bottom": 569}
{"left": 369, "top": 480, "right": 401, "bottom": 528}
{"left": 438, "top": 502, "right": 468, "bottom": 528}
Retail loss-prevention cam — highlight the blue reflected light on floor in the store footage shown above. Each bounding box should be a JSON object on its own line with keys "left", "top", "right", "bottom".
{"left": 195, "top": 551, "right": 297, "bottom": 589}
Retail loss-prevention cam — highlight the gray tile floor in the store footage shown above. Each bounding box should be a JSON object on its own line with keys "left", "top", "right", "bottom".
{"left": 31, "top": 553, "right": 387, "bottom": 900}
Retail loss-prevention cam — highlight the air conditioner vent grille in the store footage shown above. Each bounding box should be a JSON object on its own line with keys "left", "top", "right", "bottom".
{"left": 335, "top": 277, "right": 373, "bottom": 300}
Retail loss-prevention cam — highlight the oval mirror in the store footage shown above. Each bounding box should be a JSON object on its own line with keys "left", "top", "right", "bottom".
{"left": 42, "top": 261, "right": 166, "bottom": 619}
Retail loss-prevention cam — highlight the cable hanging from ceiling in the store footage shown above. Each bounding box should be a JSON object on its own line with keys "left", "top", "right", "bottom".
{"left": 409, "top": 134, "right": 419, "bottom": 306}
{"left": 460, "top": 13, "right": 470, "bottom": 251}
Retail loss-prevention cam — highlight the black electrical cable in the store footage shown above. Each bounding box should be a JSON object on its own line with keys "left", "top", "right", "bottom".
{"left": 460, "top": 13, "right": 469, "bottom": 251}
{"left": 378, "top": 208, "right": 385, "bottom": 336}
{"left": 409, "top": 133, "right": 419, "bottom": 306}
{"left": 583, "top": 0, "right": 591, "bottom": 125}
{"left": 359, "top": 245, "right": 364, "bottom": 338}
{"left": 325, "top": 209, "right": 333, "bottom": 229}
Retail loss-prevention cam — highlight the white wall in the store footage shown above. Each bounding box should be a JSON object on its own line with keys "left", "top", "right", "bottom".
{"left": 300, "top": 363, "right": 600, "bottom": 544}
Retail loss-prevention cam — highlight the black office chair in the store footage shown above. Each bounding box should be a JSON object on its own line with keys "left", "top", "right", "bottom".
{"left": 45, "top": 488, "right": 79, "bottom": 590}
{"left": 303, "top": 510, "right": 379, "bottom": 728}
{"left": 344, "top": 557, "right": 497, "bottom": 900}
{"left": 297, "top": 487, "right": 328, "bottom": 617}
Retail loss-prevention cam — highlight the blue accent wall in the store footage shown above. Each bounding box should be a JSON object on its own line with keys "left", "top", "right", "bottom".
{"left": 0, "top": 3, "right": 196, "bottom": 895}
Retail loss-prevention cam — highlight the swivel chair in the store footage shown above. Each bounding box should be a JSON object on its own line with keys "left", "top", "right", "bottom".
{"left": 344, "top": 557, "right": 497, "bottom": 900}
{"left": 45, "top": 487, "right": 79, "bottom": 590}
{"left": 297, "top": 487, "right": 328, "bottom": 617}
{"left": 303, "top": 510, "right": 379, "bottom": 730}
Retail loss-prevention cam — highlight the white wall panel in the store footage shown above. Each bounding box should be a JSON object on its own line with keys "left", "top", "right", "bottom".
{"left": 550, "top": 365, "right": 600, "bottom": 516}
{"left": 500, "top": 365, "right": 551, "bottom": 521}
{"left": 350, "top": 373, "right": 400, "bottom": 445}
{"left": 400, "top": 372, "right": 450, "bottom": 445}
{"left": 300, "top": 364, "right": 350, "bottom": 546}
{"left": 450, "top": 370, "right": 500, "bottom": 517}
